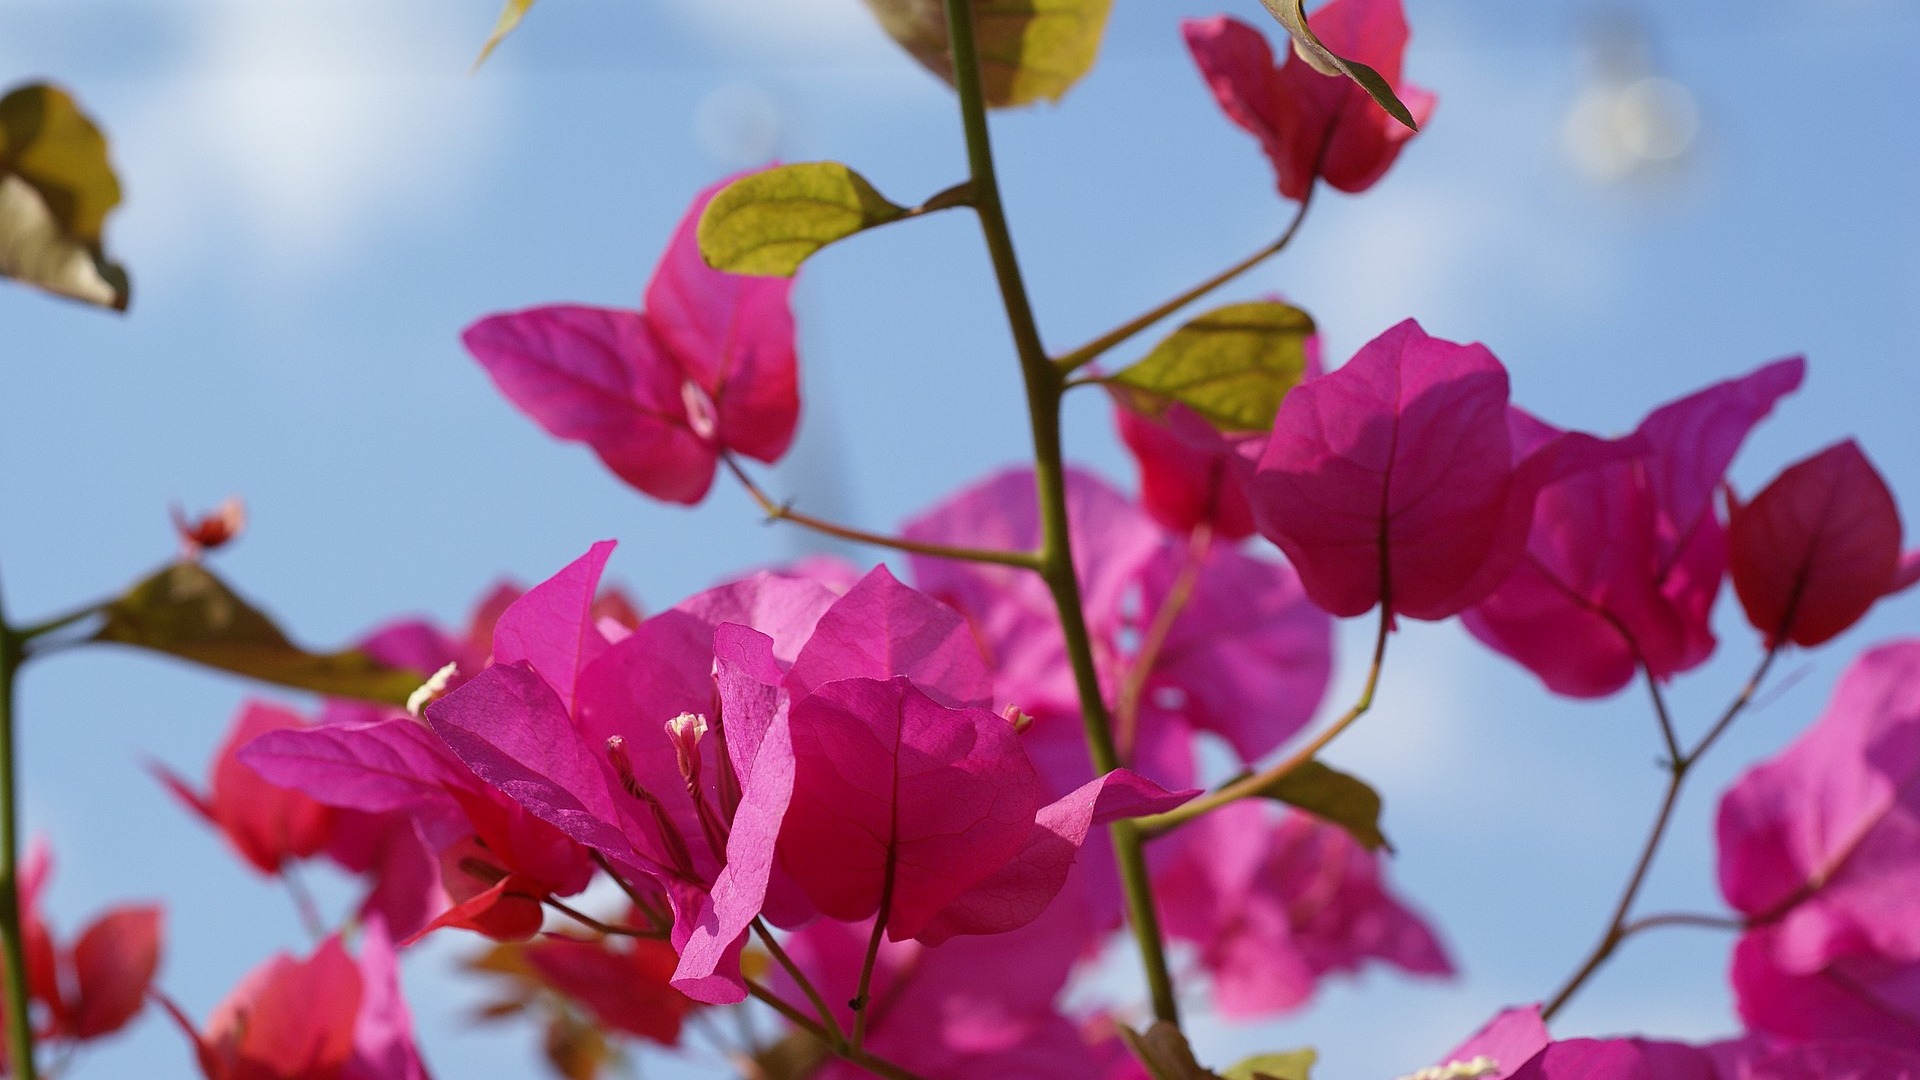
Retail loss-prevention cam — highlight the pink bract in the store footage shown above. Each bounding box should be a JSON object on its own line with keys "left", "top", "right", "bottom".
{"left": 462, "top": 174, "right": 798, "bottom": 504}
{"left": 1464, "top": 357, "right": 1804, "bottom": 697}
{"left": 1183, "top": 0, "right": 1435, "bottom": 202}
{"left": 1716, "top": 639, "right": 1920, "bottom": 1042}
{"left": 1152, "top": 800, "right": 1451, "bottom": 1019}
{"left": 1249, "top": 318, "right": 1623, "bottom": 622}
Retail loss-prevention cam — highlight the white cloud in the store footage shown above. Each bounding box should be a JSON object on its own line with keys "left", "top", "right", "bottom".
{"left": 110, "top": 0, "right": 502, "bottom": 276}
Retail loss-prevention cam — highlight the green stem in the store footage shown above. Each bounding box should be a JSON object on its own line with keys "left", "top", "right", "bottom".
{"left": 940, "top": 0, "right": 1181, "bottom": 1028}
{"left": 0, "top": 576, "right": 38, "bottom": 1080}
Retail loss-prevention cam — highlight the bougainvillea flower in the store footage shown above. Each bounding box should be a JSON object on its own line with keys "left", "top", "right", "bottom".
{"left": 161, "top": 917, "right": 431, "bottom": 1080}
{"left": 1113, "top": 336, "right": 1323, "bottom": 542}
{"left": 1183, "top": 0, "right": 1435, "bottom": 202}
{"left": 1713, "top": 1037, "right": 1920, "bottom": 1079}
{"left": 1152, "top": 800, "right": 1450, "bottom": 1018}
{"left": 463, "top": 175, "right": 798, "bottom": 504}
{"left": 904, "top": 466, "right": 1329, "bottom": 784}
{"left": 1421, "top": 1006, "right": 1550, "bottom": 1079}
{"left": 1250, "top": 318, "right": 1622, "bottom": 621}
{"left": 153, "top": 701, "right": 335, "bottom": 876}
{"left": 1116, "top": 404, "right": 1262, "bottom": 541}
{"left": 1716, "top": 639, "right": 1920, "bottom": 1042}
{"left": 1500, "top": 1038, "right": 1717, "bottom": 1080}
{"left": 1464, "top": 358, "right": 1804, "bottom": 697}
{"left": 517, "top": 933, "right": 698, "bottom": 1046}
{"left": 1728, "top": 440, "right": 1916, "bottom": 648}
{"left": 776, "top": 894, "right": 1101, "bottom": 1080}
{"left": 421, "top": 546, "right": 1187, "bottom": 1001}
{"left": 11, "top": 841, "right": 162, "bottom": 1048}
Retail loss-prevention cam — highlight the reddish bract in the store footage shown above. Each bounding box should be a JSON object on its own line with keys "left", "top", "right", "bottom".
{"left": 9, "top": 842, "right": 162, "bottom": 1050}
{"left": 1729, "top": 440, "right": 1915, "bottom": 648}
{"left": 1183, "top": 0, "right": 1434, "bottom": 202}
{"left": 462, "top": 175, "right": 798, "bottom": 504}
{"left": 154, "top": 701, "right": 335, "bottom": 876}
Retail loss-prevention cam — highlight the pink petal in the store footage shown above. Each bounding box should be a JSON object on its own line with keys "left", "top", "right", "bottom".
{"left": 69, "top": 905, "right": 162, "bottom": 1040}
{"left": 426, "top": 663, "right": 648, "bottom": 873}
{"left": 1435, "top": 1006, "right": 1550, "bottom": 1080}
{"left": 1504, "top": 1039, "right": 1716, "bottom": 1080}
{"left": 1252, "top": 319, "right": 1613, "bottom": 621}
{"left": 673, "top": 626, "right": 799, "bottom": 1003}
{"left": 1730, "top": 440, "right": 1905, "bottom": 647}
{"left": 238, "top": 718, "right": 474, "bottom": 849}
{"left": 491, "top": 540, "right": 617, "bottom": 715}
{"left": 788, "top": 565, "right": 994, "bottom": 709}
{"left": 1115, "top": 402, "right": 1259, "bottom": 540}
{"left": 343, "top": 915, "right": 433, "bottom": 1080}
{"left": 643, "top": 175, "right": 799, "bottom": 464}
{"left": 671, "top": 571, "right": 839, "bottom": 666}
{"left": 463, "top": 304, "right": 717, "bottom": 503}
{"left": 777, "top": 677, "right": 1045, "bottom": 941}
{"left": 1138, "top": 541, "right": 1332, "bottom": 764}
{"left": 916, "top": 770, "right": 1195, "bottom": 944}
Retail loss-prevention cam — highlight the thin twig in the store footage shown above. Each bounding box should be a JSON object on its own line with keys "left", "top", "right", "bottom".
{"left": 1115, "top": 525, "right": 1211, "bottom": 764}
{"left": 1541, "top": 647, "right": 1782, "bottom": 1021}
{"left": 0, "top": 573, "right": 41, "bottom": 1080}
{"left": 752, "top": 919, "right": 845, "bottom": 1046}
{"left": 1054, "top": 191, "right": 1316, "bottom": 375}
{"left": 724, "top": 456, "right": 1041, "bottom": 570}
{"left": 1137, "top": 604, "right": 1392, "bottom": 837}
{"left": 742, "top": 979, "right": 935, "bottom": 1080}
{"left": 544, "top": 897, "right": 661, "bottom": 939}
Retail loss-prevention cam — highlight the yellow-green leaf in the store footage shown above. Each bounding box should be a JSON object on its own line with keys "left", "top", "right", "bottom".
{"left": 1109, "top": 301, "right": 1314, "bottom": 432}
{"left": 1256, "top": 0, "right": 1417, "bottom": 130}
{"left": 0, "top": 83, "right": 129, "bottom": 310}
{"left": 1260, "top": 759, "right": 1391, "bottom": 852}
{"left": 93, "top": 563, "right": 422, "bottom": 705}
{"left": 698, "top": 163, "right": 910, "bottom": 277}
{"left": 474, "top": 0, "right": 536, "bottom": 69}
{"left": 1223, "top": 1049, "right": 1317, "bottom": 1080}
{"left": 860, "top": 0, "right": 1112, "bottom": 108}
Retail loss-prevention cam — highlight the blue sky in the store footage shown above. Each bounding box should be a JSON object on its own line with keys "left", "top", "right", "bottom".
{"left": 1, "top": 0, "right": 1917, "bottom": 1077}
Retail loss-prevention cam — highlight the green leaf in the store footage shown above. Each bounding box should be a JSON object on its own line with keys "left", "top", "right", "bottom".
{"left": 473, "top": 0, "right": 536, "bottom": 69}
{"left": 1256, "top": 0, "right": 1418, "bottom": 130}
{"left": 860, "top": 0, "right": 1113, "bottom": 108}
{"left": 1259, "top": 760, "right": 1391, "bottom": 852}
{"left": 1117, "top": 1022, "right": 1222, "bottom": 1080}
{"left": 1223, "top": 1049, "right": 1317, "bottom": 1080}
{"left": 698, "top": 163, "right": 910, "bottom": 277}
{"left": 1109, "top": 301, "right": 1314, "bottom": 432}
{"left": 0, "top": 83, "right": 130, "bottom": 310}
{"left": 93, "top": 563, "right": 422, "bottom": 705}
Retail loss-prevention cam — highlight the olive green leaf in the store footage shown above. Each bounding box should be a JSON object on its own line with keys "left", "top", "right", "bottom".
{"left": 0, "top": 83, "right": 130, "bottom": 311}
{"left": 1256, "top": 0, "right": 1417, "bottom": 130}
{"left": 94, "top": 563, "right": 423, "bottom": 705}
{"left": 1118, "top": 1022, "right": 1223, "bottom": 1080}
{"left": 699, "top": 163, "right": 914, "bottom": 277}
{"left": 474, "top": 0, "right": 536, "bottom": 69}
{"left": 1222, "top": 1049, "right": 1317, "bottom": 1080}
{"left": 1259, "top": 759, "right": 1391, "bottom": 852}
{"left": 1108, "top": 301, "right": 1314, "bottom": 432}
{"left": 861, "top": 0, "right": 1112, "bottom": 108}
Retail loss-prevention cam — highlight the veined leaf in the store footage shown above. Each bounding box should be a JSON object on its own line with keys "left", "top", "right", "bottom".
{"left": 1259, "top": 759, "right": 1390, "bottom": 852}
{"left": 698, "top": 163, "right": 909, "bottom": 277}
{"left": 0, "top": 83, "right": 129, "bottom": 310}
{"left": 861, "top": 0, "right": 1112, "bottom": 108}
{"left": 1257, "top": 0, "right": 1418, "bottom": 130}
{"left": 1223, "top": 1049, "right": 1317, "bottom": 1080}
{"left": 94, "top": 563, "right": 422, "bottom": 705}
{"left": 474, "top": 0, "right": 536, "bottom": 69}
{"left": 1109, "top": 302, "right": 1314, "bottom": 432}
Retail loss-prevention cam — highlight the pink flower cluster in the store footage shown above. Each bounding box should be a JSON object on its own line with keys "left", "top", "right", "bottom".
{"left": 69, "top": 0, "right": 1912, "bottom": 1077}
